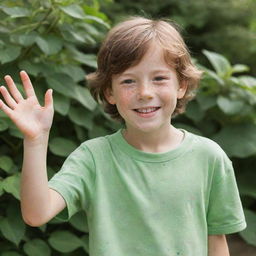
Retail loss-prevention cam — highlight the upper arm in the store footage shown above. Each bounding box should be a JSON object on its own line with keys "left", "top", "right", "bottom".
{"left": 208, "top": 235, "right": 230, "bottom": 256}
{"left": 47, "top": 189, "right": 66, "bottom": 221}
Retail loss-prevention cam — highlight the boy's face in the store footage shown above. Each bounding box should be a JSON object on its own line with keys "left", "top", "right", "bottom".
{"left": 106, "top": 43, "right": 187, "bottom": 134}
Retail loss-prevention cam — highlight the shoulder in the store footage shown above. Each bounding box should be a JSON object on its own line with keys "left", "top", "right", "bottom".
{"left": 186, "top": 131, "right": 230, "bottom": 163}
{"left": 77, "top": 130, "right": 119, "bottom": 156}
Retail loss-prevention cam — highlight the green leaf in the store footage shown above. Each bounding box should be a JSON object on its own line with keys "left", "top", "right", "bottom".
{"left": 1, "top": 7, "right": 31, "bottom": 18}
{"left": 0, "top": 156, "right": 14, "bottom": 173}
{"left": 197, "top": 93, "right": 217, "bottom": 110}
{"left": 0, "top": 46, "right": 21, "bottom": 64}
{"left": 232, "top": 64, "right": 249, "bottom": 74}
{"left": 81, "top": 234, "right": 89, "bottom": 253}
{"left": 9, "top": 125, "right": 23, "bottom": 139}
{"left": 46, "top": 73, "right": 76, "bottom": 97}
{"left": 88, "top": 125, "right": 110, "bottom": 139}
{"left": 0, "top": 202, "right": 25, "bottom": 246}
{"left": 36, "top": 35, "right": 63, "bottom": 55}
{"left": 213, "top": 123, "right": 256, "bottom": 158}
{"left": 18, "top": 61, "right": 42, "bottom": 76}
{"left": 17, "top": 31, "right": 38, "bottom": 46}
{"left": 240, "top": 209, "right": 256, "bottom": 246}
{"left": 68, "top": 105, "right": 94, "bottom": 130}
{"left": 0, "top": 119, "right": 9, "bottom": 131}
{"left": 49, "top": 137, "right": 77, "bottom": 157}
{"left": 237, "top": 170, "right": 256, "bottom": 198}
{"left": 202, "top": 50, "right": 232, "bottom": 78}
{"left": 185, "top": 100, "right": 204, "bottom": 122}
{"left": 23, "top": 239, "right": 51, "bottom": 256}
{"left": 48, "top": 230, "right": 82, "bottom": 253}
{"left": 53, "top": 92, "right": 70, "bottom": 116}
{"left": 59, "top": 4, "right": 86, "bottom": 19}
{"left": 0, "top": 180, "right": 4, "bottom": 197}
{"left": 217, "top": 95, "right": 245, "bottom": 115}
{"left": 70, "top": 211, "right": 89, "bottom": 232}
{"left": 1, "top": 252, "right": 22, "bottom": 256}
{"left": 84, "top": 15, "right": 110, "bottom": 29}
{"left": 73, "top": 86, "right": 97, "bottom": 111}
{"left": 74, "top": 125, "right": 87, "bottom": 142}
{"left": 201, "top": 67, "right": 225, "bottom": 86}
{"left": 56, "top": 65, "right": 86, "bottom": 82}
{"left": 71, "top": 49, "right": 97, "bottom": 68}
{"left": 238, "top": 76, "right": 256, "bottom": 88}
{"left": 2, "top": 173, "right": 20, "bottom": 199}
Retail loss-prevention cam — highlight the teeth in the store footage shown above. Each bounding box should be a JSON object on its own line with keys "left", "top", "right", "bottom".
{"left": 136, "top": 107, "right": 158, "bottom": 113}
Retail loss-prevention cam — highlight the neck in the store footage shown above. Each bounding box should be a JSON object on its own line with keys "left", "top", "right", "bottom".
{"left": 122, "top": 124, "right": 184, "bottom": 153}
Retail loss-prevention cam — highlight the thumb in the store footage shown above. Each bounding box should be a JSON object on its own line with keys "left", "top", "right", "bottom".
{"left": 44, "top": 89, "right": 53, "bottom": 108}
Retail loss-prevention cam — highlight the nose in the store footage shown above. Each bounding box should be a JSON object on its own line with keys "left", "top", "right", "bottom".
{"left": 137, "top": 82, "right": 154, "bottom": 101}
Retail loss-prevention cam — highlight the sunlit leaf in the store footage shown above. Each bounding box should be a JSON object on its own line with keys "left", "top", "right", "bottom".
{"left": 232, "top": 64, "right": 249, "bottom": 74}
{"left": 202, "top": 50, "right": 232, "bottom": 78}
{"left": 1, "top": 7, "right": 31, "bottom": 18}
{"left": 59, "top": 4, "right": 86, "bottom": 19}
{"left": 217, "top": 95, "right": 245, "bottom": 115}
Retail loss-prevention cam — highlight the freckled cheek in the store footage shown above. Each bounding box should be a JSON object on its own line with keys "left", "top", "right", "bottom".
{"left": 116, "top": 90, "right": 135, "bottom": 107}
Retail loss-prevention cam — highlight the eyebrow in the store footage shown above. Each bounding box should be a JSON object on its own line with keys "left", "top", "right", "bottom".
{"left": 121, "top": 69, "right": 172, "bottom": 76}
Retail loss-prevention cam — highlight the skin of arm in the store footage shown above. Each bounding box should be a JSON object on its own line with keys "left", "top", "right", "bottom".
{"left": 208, "top": 235, "right": 230, "bottom": 256}
{"left": 0, "top": 71, "right": 66, "bottom": 227}
{"left": 21, "top": 134, "right": 66, "bottom": 226}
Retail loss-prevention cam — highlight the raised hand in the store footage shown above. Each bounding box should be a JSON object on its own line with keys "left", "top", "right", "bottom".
{"left": 0, "top": 71, "right": 54, "bottom": 140}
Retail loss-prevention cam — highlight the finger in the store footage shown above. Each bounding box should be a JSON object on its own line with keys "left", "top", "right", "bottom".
{"left": 44, "top": 89, "right": 53, "bottom": 108}
{"left": 0, "top": 86, "right": 17, "bottom": 109}
{"left": 20, "top": 70, "right": 37, "bottom": 98}
{"left": 4, "top": 75, "right": 24, "bottom": 103}
{"left": 0, "top": 99, "right": 14, "bottom": 118}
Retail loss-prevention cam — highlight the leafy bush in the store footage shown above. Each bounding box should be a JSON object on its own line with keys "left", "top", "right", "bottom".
{"left": 174, "top": 50, "right": 256, "bottom": 247}
{"left": 0, "top": 0, "right": 115, "bottom": 255}
{"left": 0, "top": 0, "right": 255, "bottom": 255}
{"left": 102, "top": 0, "right": 256, "bottom": 76}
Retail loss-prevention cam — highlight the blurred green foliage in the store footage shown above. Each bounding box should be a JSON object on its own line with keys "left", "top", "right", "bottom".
{"left": 102, "top": 0, "right": 256, "bottom": 76}
{"left": 0, "top": 0, "right": 255, "bottom": 254}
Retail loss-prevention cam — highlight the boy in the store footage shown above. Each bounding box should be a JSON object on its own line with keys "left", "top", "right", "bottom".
{"left": 0, "top": 17, "right": 246, "bottom": 256}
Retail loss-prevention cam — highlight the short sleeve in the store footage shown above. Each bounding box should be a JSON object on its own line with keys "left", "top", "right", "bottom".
{"left": 48, "top": 143, "right": 95, "bottom": 221}
{"left": 207, "top": 153, "right": 247, "bottom": 235}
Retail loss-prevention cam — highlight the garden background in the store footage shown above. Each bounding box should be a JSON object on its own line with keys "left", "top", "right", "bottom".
{"left": 0, "top": 0, "right": 255, "bottom": 255}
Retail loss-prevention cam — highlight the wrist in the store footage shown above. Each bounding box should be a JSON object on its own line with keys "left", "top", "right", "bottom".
{"left": 24, "top": 132, "right": 50, "bottom": 147}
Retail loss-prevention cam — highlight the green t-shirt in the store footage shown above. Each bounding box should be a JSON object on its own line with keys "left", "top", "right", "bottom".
{"left": 48, "top": 129, "right": 246, "bottom": 256}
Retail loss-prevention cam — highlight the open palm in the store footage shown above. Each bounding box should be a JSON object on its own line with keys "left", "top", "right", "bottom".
{"left": 0, "top": 71, "right": 54, "bottom": 140}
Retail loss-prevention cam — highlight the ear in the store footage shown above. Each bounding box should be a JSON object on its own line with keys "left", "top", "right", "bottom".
{"left": 104, "top": 88, "right": 116, "bottom": 105}
{"left": 177, "top": 80, "right": 188, "bottom": 99}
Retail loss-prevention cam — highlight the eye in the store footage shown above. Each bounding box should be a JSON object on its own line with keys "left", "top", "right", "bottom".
{"left": 153, "top": 76, "right": 168, "bottom": 81}
{"left": 121, "top": 79, "right": 135, "bottom": 84}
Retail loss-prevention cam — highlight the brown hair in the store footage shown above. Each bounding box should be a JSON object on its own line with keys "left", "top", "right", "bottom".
{"left": 86, "top": 16, "right": 203, "bottom": 121}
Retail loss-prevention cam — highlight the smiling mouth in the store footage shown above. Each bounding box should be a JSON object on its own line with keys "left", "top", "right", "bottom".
{"left": 133, "top": 107, "right": 161, "bottom": 113}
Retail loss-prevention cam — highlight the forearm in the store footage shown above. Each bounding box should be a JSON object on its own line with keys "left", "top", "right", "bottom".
{"left": 21, "top": 133, "right": 51, "bottom": 226}
{"left": 208, "top": 235, "right": 230, "bottom": 256}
